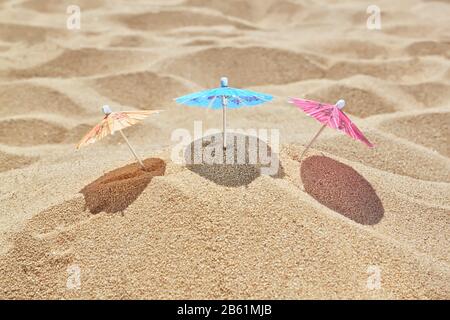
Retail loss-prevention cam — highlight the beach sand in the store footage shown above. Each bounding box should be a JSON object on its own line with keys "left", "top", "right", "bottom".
{"left": 0, "top": 0, "right": 449, "bottom": 299}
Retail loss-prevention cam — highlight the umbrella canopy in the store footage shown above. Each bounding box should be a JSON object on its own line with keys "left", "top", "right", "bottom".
{"left": 289, "top": 98, "right": 373, "bottom": 160}
{"left": 289, "top": 98, "right": 373, "bottom": 147}
{"left": 175, "top": 77, "right": 273, "bottom": 148}
{"left": 77, "top": 105, "right": 161, "bottom": 169}
{"left": 175, "top": 78, "right": 273, "bottom": 109}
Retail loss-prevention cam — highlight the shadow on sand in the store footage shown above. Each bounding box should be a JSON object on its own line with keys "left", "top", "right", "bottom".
{"left": 300, "top": 155, "right": 384, "bottom": 225}
{"left": 80, "top": 158, "right": 166, "bottom": 214}
{"left": 184, "top": 132, "right": 284, "bottom": 187}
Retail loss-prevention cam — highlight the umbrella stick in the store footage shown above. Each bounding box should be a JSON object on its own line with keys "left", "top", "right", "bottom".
{"left": 222, "top": 98, "right": 227, "bottom": 149}
{"left": 118, "top": 129, "right": 146, "bottom": 169}
{"left": 299, "top": 124, "right": 327, "bottom": 162}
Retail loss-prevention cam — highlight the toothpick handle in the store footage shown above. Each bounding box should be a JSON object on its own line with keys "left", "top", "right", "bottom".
{"left": 119, "top": 129, "right": 146, "bottom": 169}
{"left": 298, "top": 124, "right": 327, "bottom": 162}
{"left": 222, "top": 97, "right": 227, "bottom": 149}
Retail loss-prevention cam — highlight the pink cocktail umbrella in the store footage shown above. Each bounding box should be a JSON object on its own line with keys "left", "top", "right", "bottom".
{"left": 288, "top": 98, "right": 374, "bottom": 160}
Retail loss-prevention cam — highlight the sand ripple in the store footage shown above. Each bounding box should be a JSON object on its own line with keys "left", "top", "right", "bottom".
{"left": 159, "top": 46, "right": 324, "bottom": 87}
{"left": 0, "top": 83, "right": 84, "bottom": 117}
{"left": 0, "top": 151, "right": 38, "bottom": 172}
{"left": 9, "top": 48, "right": 156, "bottom": 78}
{"left": 92, "top": 71, "right": 191, "bottom": 110}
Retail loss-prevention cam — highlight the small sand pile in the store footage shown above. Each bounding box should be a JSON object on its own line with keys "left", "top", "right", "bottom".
{"left": 80, "top": 158, "right": 166, "bottom": 214}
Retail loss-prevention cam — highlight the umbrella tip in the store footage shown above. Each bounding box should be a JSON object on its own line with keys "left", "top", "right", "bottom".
{"left": 220, "top": 77, "right": 228, "bottom": 87}
{"left": 102, "top": 105, "right": 113, "bottom": 115}
{"left": 335, "top": 99, "right": 345, "bottom": 109}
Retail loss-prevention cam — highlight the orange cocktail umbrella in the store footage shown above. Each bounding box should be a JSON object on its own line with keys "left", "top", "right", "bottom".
{"left": 77, "top": 105, "right": 161, "bottom": 169}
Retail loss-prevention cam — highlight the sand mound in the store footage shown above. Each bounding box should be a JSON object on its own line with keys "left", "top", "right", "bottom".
{"left": 21, "top": 0, "right": 105, "bottom": 12}
{"left": 92, "top": 71, "right": 190, "bottom": 110}
{"left": 115, "top": 9, "right": 255, "bottom": 32}
{"left": 1, "top": 165, "right": 447, "bottom": 299}
{"left": 9, "top": 48, "right": 154, "bottom": 78}
{"left": 80, "top": 158, "right": 166, "bottom": 214}
{"left": 0, "top": 23, "right": 60, "bottom": 44}
{"left": 379, "top": 112, "right": 450, "bottom": 157}
{"left": 0, "top": 151, "right": 38, "bottom": 172}
{"left": 315, "top": 131, "right": 450, "bottom": 183}
{"left": 0, "top": 118, "right": 67, "bottom": 146}
{"left": 305, "top": 85, "right": 395, "bottom": 117}
{"left": 400, "top": 82, "right": 450, "bottom": 107}
{"left": 405, "top": 41, "right": 450, "bottom": 57}
{"left": 0, "top": 83, "right": 84, "bottom": 117}
{"left": 159, "top": 47, "right": 324, "bottom": 87}
{"left": 301, "top": 156, "right": 384, "bottom": 225}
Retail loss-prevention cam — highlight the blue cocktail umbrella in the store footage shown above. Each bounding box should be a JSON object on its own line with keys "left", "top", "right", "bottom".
{"left": 175, "top": 77, "right": 273, "bottom": 148}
